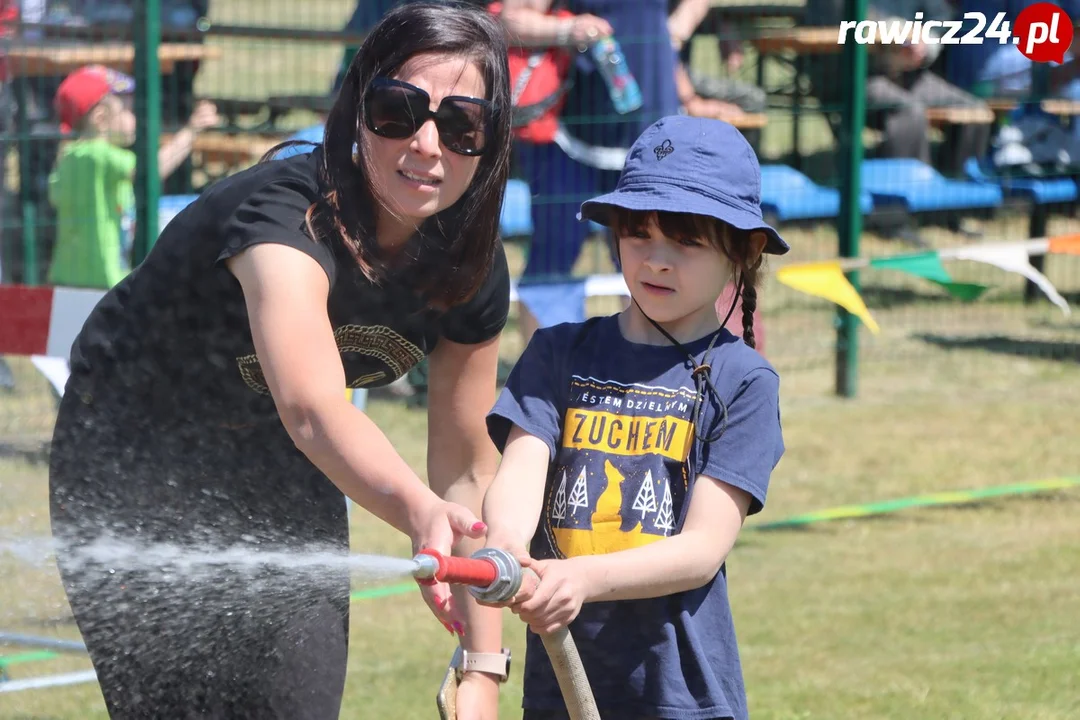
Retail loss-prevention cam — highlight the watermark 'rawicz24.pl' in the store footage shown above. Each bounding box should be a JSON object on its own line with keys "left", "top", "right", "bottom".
{"left": 837, "top": 2, "right": 1074, "bottom": 63}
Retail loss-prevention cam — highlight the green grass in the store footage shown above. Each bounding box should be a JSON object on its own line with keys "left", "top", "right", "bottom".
{"left": 2, "top": 330, "right": 1080, "bottom": 718}
{"left": 4, "top": 2, "right": 1080, "bottom": 716}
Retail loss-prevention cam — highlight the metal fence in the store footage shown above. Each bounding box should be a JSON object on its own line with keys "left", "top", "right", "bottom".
{"left": 1, "top": 0, "right": 1078, "bottom": 424}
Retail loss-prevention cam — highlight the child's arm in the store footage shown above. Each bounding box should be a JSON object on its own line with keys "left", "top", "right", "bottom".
{"left": 503, "top": 475, "right": 751, "bottom": 634}
{"left": 158, "top": 101, "right": 220, "bottom": 180}
{"left": 481, "top": 424, "right": 552, "bottom": 556}
{"left": 571, "top": 475, "right": 751, "bottom": 600}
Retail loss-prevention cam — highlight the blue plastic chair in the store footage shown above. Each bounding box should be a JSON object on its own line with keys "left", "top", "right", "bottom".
{"left": 860, "top": 158, "right": 1004, "bottom": 212}
{"left": 963, "top": 157, "right": 1078, "bottom": 205}
{"left": 759, "top": 165, "right": 873, "bottom": 221}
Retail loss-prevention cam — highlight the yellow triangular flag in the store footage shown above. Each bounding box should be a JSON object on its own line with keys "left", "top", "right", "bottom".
{"left": 776, "top": 261, "right": 881, "bottom": 334}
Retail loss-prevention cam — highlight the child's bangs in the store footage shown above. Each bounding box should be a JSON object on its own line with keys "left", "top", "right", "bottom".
{"left": 612, "top": 208, "right": 717, "bottom": 244}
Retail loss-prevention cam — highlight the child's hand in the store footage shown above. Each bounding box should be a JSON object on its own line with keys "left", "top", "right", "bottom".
{"left": 471, "top": 537, "right": 532, "bottom": 610}
{"left": 187, "top": 101, "right": 220, "bottom": 132}
{"left": 507, "top": 557, "right": 588, "bottom": 635}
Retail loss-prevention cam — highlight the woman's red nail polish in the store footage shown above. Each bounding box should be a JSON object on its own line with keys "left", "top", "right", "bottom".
{"left": 472, "top": 521, "right": 487, "bottom": 533}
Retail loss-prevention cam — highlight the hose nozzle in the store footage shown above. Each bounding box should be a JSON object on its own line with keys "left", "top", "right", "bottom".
{"left": 410, "top": 548, "right": 523, "bottom": 603}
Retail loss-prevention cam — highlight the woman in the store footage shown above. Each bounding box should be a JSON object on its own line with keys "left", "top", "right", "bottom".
{"left": 48, "top": 3, "right": 511, "bottom": 717}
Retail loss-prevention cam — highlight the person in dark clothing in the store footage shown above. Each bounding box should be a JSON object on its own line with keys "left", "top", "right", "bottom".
{"left": 806, "top": 0, "right": 992, "bottom": 177}
{"left": 48, "top": 4, "right": 513, "bottom": 718}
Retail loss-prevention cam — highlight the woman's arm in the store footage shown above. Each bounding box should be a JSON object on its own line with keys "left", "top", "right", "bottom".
{"left": 225, "top": 243, "right": 484, "bottom": 572}
{"left": 425, "top": 334, "right": 504, "bottom": 641}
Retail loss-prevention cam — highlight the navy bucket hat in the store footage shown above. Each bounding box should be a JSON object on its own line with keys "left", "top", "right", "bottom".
{"left": 578, "top": 115, "right": 789, "bottom": 255}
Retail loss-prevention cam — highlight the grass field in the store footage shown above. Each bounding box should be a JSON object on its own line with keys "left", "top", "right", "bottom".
{"left": 4, "top": 1, "right": 1080, "bottom": 716}
{"left": 2, "top": 328, "right": 1079, "bottom": 719}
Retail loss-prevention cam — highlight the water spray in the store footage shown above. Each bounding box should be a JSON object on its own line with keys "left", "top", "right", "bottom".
{"left": 412, "top": 548, "right": 600, "bottom": 720}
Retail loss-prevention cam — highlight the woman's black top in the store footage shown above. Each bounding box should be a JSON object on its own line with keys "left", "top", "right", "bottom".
{"left": 51, "top": 147, "right": 510, "bottom": 543}
{"left": 66, "top": 146, "right": 510, "bottom": 427}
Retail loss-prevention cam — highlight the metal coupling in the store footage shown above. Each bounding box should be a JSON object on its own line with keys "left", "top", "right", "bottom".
{"left": 466, "top": 547, "right": 522, "bottom": 604}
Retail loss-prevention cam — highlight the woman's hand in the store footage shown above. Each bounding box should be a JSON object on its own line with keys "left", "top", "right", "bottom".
{"left": 507, "top": 557, "right": 589, "bottom": 635}
{"left": 454, "top": 671, "right": 501, "bottom": 720}
{"left": 411, "top": 499, "right": 488, "bottom": 635}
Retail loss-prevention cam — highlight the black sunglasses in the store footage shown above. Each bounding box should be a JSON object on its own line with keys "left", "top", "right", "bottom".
{"left": 363, "top": 77, "right": 491, "bottom": 157}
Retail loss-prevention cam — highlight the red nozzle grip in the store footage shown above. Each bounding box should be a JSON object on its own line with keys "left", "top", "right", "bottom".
{"left": 417, "top": 549, "right": 498, "bottom": 588}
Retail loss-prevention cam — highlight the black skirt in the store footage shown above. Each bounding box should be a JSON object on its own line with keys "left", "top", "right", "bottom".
{"left": 49, "top": 379, "right": 351, "bottom": 719}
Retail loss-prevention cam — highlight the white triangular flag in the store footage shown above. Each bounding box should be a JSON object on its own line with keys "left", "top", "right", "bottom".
{"left": 951, "top": 244, "right": 1071, "bottom": 317}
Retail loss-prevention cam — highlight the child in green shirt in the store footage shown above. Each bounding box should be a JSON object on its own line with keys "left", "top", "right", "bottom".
{"left": 48, "top": 64, "right": 218, "bottom": 289}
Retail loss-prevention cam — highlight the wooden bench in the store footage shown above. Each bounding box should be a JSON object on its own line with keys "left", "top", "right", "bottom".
{"left": 6, "top": 42, "right": 222, "bottom": 77}
{"left": 1039, "top": 99, "right": 1080, "bottom": 116}
{"left": 926, "top": 106, "right": 996, "bottom": 127}
{"left": 727, "top": 112, "right": 769, "bottom": 129}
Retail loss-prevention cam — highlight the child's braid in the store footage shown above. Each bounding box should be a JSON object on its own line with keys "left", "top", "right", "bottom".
{"left": 740, "top": 264, "right": 759, "bottom": 350}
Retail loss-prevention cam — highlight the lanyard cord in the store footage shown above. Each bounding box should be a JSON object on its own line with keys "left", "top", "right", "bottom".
{"left": 631, "top": 273, "right": 742, "bottom": 448}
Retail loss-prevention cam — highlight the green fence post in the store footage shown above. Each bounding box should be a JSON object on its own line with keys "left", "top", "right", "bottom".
{"left": 835, "top": 0, "right": 868, "bottom": 398}
{"left": 133, "top": 0, "right": 162, "bottom": 266}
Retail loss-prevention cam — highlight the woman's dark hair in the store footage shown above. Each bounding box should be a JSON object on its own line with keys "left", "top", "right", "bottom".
{"left": 611, "top": 209, "right": 765, "bottom": 349}
{"left": 278, "top": 1, "right": 512, "bottom": 310}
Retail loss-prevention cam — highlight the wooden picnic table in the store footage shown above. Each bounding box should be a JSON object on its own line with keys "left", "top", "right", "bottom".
{"left": 746, "top": 27, "right": 854, "bottom": 169}
{"left": 1039, "top": 98, "right": 1080, "bottom": 116}
{"left": 724, "top": 111, "right": 769, "bottom": 129}
{"left": 926, "top": 106, "right": 996, "bottom": 126}
{"left": 5, "top": 41, "right": 222, "bottom": 77}
{"left": 750, "top": 26, "right": 848, "bottom": 55}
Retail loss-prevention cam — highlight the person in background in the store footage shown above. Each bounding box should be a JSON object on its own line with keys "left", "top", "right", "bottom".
{"left": 942, "top": 0, "right": 1080, "bottom": 140}
{"left": 47, "top": 65, "right": 218, "bottom": 289}
{"left": 668, "top": 0, "right": 768, "bottom": 147}
{"left": 806, "top": 0, "right": 992, "bottom": 178}
{"left": 497, "top": 0, "right": 680, "bottom": 349}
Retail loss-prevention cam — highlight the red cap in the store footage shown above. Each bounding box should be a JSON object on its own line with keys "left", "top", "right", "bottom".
{"left": 54, "top": 65, "right": 136, "bottom": 133}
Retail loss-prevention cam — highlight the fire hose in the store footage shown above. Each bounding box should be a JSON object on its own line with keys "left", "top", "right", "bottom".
{"left": 412, "top": 548, "right": 600, "bottom": 720}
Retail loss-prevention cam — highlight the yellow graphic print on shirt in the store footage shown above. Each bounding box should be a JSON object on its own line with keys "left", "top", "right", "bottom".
{"left": 547, "top": 376, "right": 697, "bottom": 559}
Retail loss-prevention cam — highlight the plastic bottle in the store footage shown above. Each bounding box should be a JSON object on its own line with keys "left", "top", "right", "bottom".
{"left": 589, "top": 36, "right": 643, "bottom": 115}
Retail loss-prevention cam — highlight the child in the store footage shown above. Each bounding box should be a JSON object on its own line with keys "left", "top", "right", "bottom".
{"left": 480, "top": 115, "right": 789, "bottom": 720}
{"left": 47, "top": 64, "right": 218, "bottom": 289}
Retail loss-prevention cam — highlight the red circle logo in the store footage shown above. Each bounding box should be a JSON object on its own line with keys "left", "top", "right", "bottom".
{"left": 1014, "top": 2, "right": 1074, "bottom": 63}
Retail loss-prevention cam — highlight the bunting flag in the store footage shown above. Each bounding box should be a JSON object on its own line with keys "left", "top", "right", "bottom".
{"left": 775, "top": 262, "right": 881, "bottom": 334}
{"left": 1048, "top": 234, "right": 1080, "bottom": 255}
{"left": 869, "top": 252, "right": 989, "bottom": 301}
{"left": 949, "top": 244, "right": 1072, "bottom": 316}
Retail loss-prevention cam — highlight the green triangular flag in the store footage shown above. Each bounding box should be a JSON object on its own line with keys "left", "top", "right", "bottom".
{"left": 870, "top": 252, "right": 989, "bottom": 301}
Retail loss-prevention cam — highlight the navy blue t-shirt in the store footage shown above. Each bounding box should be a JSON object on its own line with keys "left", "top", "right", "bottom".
{"left": 487, "top": 314, "right": 785, "bottom": 719}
